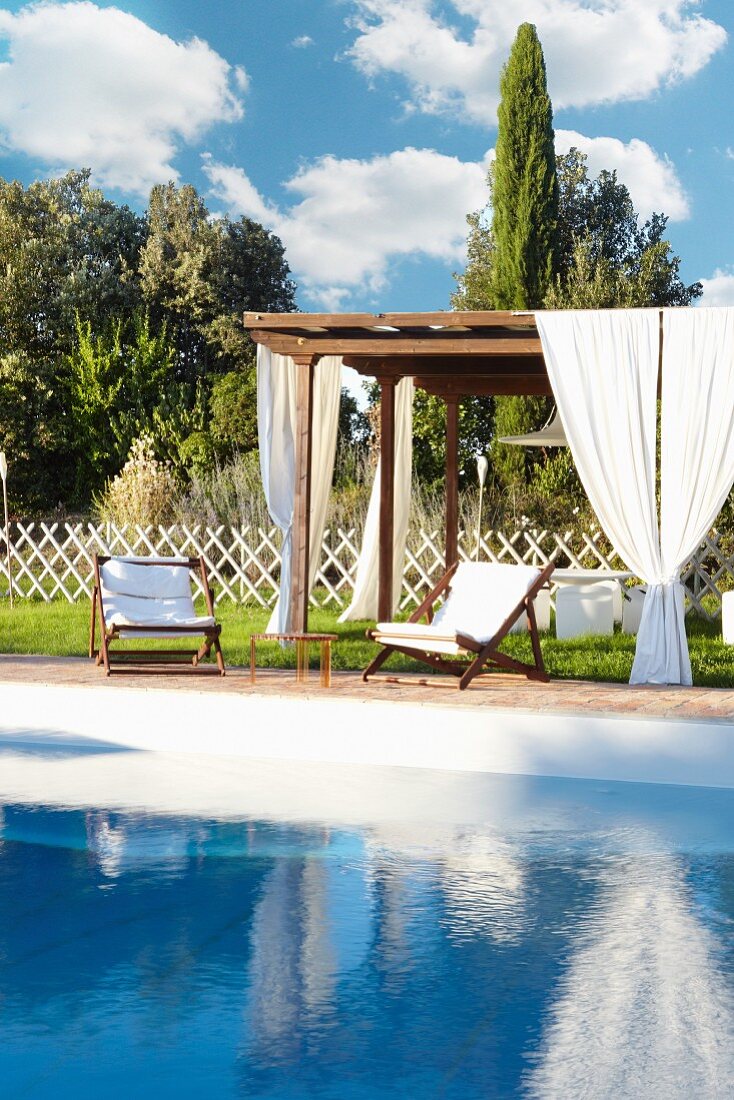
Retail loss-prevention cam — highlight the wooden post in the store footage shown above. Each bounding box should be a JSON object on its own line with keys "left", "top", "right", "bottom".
{"left": 378, "top": 377, "right": 396, "bottom": 623}
{"left": 289, "top": 355, "right": 318, "bottom": 633}
{"left": 445, "top": 396, "right": 459, "bottom": 571}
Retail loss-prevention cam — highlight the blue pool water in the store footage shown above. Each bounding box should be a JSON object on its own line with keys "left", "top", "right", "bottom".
{"left": 0, "top": 749, "right": 734, "bottom": 1098}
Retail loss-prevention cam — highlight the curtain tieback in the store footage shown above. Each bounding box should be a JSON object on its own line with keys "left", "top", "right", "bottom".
{"left": 646, "top": 575, "right": 682, "bottom": 588}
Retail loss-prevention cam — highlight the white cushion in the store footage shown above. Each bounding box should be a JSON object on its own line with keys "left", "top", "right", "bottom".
{"left": 373, "top": 622, "right": 463, "bottom": 655}
{"left": 430, "top": 562, "right": 541, "bottom": 644}
{"left": 100, "top": 558, "right": 193, "bottom": 600}
{"left": 103, "top": 593, "right": 213, "bottom": 630}
{"left": 376, "top": 562, "right": 542, "bottom": 650}
{"left": 99, "top": 557, "right": 214, "bottom": 635}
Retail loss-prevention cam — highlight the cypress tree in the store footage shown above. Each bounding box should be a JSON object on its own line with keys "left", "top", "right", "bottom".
{"left": 491, "top": 23, "right": 558, "bottom": 488}
{"left": 491, "top": 22, "right": 558, "bottom": 308}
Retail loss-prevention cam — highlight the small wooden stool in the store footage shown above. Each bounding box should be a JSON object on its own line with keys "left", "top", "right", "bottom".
{"left": 249, "top": 633, "right": 338, "bottom": 687}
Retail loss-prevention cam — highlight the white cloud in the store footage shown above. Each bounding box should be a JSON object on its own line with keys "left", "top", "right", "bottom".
{"left": 204, "top": 147, "right": 490, "bottom": 306}
{"left": 291, "top": 35, "right": 314, "bottom": 48}
{"left": 699, "top": 269, "right": 734, "bottom": 306}
{"left": 347, "top": 1, "right": 726, "bottom": 122}
{"left": 556, "top": 130, "right": 690, "bottom": 221}
{"left": 0, "top": 2, "right": 246, "bottom": 196}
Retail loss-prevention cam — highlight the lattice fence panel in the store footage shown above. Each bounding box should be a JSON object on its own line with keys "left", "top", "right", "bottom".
{"left": 0, "top": 520, "right": 729, "bottom": 615}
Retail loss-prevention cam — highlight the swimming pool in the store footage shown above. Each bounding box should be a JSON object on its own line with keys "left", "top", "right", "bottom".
{"left": 0, "top": 747, "right": 733, "bottom": 1098}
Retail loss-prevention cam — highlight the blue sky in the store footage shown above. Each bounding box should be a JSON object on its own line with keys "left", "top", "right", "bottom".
{"left": 0, "top": 0, "right": 732, "bottom": 312}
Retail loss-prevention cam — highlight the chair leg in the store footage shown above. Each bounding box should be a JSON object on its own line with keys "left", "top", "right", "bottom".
{"left": 363, "top": 644, "right": 394, "bottom": 682}
{"left": 213, "top": 636, "right": 225, "bottom": 676}
{"left": 88, "top": 587, "right": 97, "bottom": 659}
{"left": 99, "top": 633, "right": 111, "bottom": 676}
{"left": 527, "top": 601, "right": 548, "bottom": 680}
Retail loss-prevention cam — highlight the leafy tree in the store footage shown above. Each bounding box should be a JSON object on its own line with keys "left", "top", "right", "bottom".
{"left": 333, "top": 388, "right": 371, "bottom": 488}
{"left": 0, "top": 171, "right": 298, "bottom": 512}
{"left": 209, "top": 370, "right": 259, "bottom": 458}
{"left": 549, "top": 149, "right": 701, "bottom": 307}
{"left": 411, "top": 392, "right": 494, "bottom": 489}
{"left": 0, "top": 169, "right": 143, "bottom": 364}
{"left": 0, "top": 352, "right": 70, "bottom": 512}
{"left": 0, "top": 170, "right": 145, "bottom": 512}
{"left": 65, "top": 312, "right": 177, "bottom": 504}
{"left": 139, "top": 183, "right": 216, "bottom": 381}
{"left": 139, "top": 182, "right": 296, "bottom": 382}
{"left": 205, "top": 216, "right": 297, "bottom": 369}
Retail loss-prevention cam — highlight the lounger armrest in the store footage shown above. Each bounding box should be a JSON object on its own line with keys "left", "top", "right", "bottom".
{"left": 406, "top": 561, "right": 460, "bottom": 624}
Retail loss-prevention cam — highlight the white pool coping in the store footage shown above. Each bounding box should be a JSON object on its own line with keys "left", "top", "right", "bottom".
{"left": 1, "top": 678, "right": 734, "bottom": 789}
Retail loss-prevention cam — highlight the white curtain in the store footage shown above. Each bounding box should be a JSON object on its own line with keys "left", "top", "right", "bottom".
{"left": 536, "top": 308, "right": 660, "bottom": 582}
{"left": 537, "top": 307, "right": 734, "bottom": 686}
{"left": 634, "top": 307, "right": 734, "bottom": 684}
{"left": 339, "top": 378, "right": 414, "bottom": 622}
{"left": 257, "top": 346, "right": 342, "bottom": 633}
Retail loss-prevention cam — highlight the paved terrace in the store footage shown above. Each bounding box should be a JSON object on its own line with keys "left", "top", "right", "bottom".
{"left": 2, "top": 655, "right": 734, "bottom": 723}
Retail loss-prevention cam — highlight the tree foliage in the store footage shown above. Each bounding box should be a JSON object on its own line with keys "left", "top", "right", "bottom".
{"left": 0, "top": 172, "right": 297, "bottom": 513}
{"left": 549, "top": 149, "right": 701, "bottom": 308}
{"left": 490, "top": 23, "right": 558, "bottom": 311}
{"left": 140, "top": 182, "right": 296, "bottom": 381}
{"left": 411, "top": 391, "right": 495, "bottom": 489}
{"left": 65, "top": 312, "right": 177, "bottom": 504}
{"left": 488, "top": 23, "right": 558, "bottom": 489}
{"left": 0, "top": 170, "right": 144, "bottom": 364}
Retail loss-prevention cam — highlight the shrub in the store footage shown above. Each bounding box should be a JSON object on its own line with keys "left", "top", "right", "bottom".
{"left": 94, "top": 435, "right": 177, "bottom": 527}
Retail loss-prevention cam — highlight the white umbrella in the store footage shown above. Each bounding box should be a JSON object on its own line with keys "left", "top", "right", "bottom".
{"left": 497, "top": 408, "right": 567, "bottom": 447}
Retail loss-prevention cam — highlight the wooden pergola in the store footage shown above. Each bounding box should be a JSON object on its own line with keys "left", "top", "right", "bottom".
{"left": 243, "top": 310, "right": 550, "bottom": 631}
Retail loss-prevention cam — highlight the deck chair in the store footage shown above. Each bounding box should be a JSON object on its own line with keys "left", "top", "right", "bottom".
{"left": 363, "top": 561, "right": 554, "bottom": 690}
{"left": 89, "top": 555, "right": 225, "bottom": 676}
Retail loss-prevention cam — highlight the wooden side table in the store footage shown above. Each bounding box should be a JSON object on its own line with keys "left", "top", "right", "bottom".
{"left": 249, "top": 633, "right": 338, "bottom": 687}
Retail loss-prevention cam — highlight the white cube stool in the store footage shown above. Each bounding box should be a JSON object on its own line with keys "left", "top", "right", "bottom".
{"left": 555, "top": 583, "right": 614, "bottom": 639}
{"left": 509, "top": 587, "right": 551, "bottom": 634}
{"left": 722, "top": 590, "right": 734, "bottom": 643}
{"left": 622, "top": 585, "right": 647, "bottom": 635}
{"left": 579, "top": 578, "right": 623, "bottom": 623}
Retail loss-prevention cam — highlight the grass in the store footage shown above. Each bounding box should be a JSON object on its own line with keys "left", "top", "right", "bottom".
{"left": 2, "top": 596, "right": 734, "bottom": 687}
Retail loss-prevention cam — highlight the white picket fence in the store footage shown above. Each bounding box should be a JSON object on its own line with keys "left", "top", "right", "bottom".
{"left": 0, "top": 519, "right": 730, "bottom": 618}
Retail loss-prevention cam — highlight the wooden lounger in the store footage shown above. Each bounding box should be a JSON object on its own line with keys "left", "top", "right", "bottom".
{"left": 363, "top": 561, "right": 554, "bottom": 690}
{"left": 89, "top": 554, "right": 225, "bottom": 676}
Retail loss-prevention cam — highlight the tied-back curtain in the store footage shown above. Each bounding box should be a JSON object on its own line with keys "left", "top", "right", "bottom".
{"left": 537, "top": 307, "right": 734, "bottom": 686}
{"left": 256, "top": 346, "right": 342, "bottom": 633}
{"left": 634, "top": 307, "right": 734, "bottom": 684}
{"left": 535, "top": 308, "right": 661, "bottom": 588}
{"left": 339, "top": 378, "right": 414, "bottom": 622}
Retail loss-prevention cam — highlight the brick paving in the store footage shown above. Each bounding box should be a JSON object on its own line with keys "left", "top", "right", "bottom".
{"left": 2, "top": 655, "right": 734, "bottom": 722}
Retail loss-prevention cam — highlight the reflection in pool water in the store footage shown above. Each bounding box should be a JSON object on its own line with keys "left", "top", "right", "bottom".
{"left": 0, "top": 750, "right": 733, "bottom": 1098}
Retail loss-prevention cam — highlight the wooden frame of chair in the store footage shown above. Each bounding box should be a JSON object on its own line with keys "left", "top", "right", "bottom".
{"left": 89, "top": 554, "right": 225, "bottom": 676}
{"left": 363, "top": 561, "right": 554, "bottom": 690}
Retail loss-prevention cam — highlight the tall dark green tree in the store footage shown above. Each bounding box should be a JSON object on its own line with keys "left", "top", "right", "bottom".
{"left": 490, "top": 22, "right": 558, "bottom": 488}
{"left": 491, "top": 24, "right": 558, "bottom": 310}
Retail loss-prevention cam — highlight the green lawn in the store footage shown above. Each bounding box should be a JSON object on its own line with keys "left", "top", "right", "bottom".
{"left": 2, "top": 596, "right": 734, "bottom": 686}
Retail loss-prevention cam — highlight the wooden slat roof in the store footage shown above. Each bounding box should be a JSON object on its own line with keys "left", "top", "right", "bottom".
{"left": 242, "top": 310, "right": 549, "bottom": 397}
